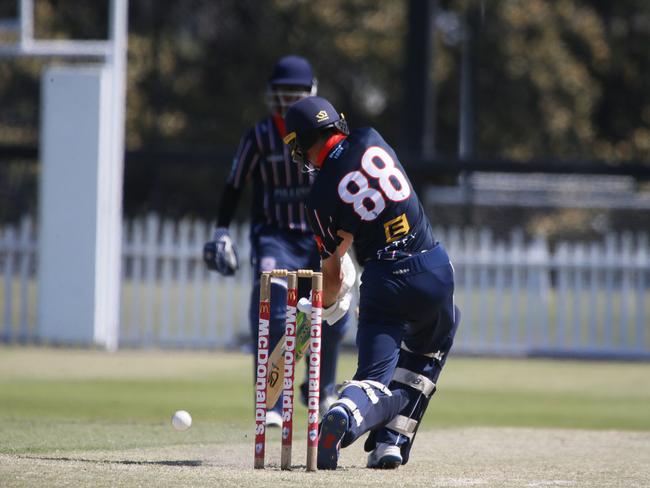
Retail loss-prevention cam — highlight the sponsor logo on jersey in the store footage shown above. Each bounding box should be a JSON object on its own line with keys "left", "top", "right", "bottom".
{"left": 273, "top": 186, "right": 311, "bottom": 202}
{"left": 384, "top": 213, "right": 410, "bottom": 243}
{"left": 330, "top": 144, "right": 345, "bottom": 159}
{"left": 315, "top": 110, "right": 329, "bottom": 122}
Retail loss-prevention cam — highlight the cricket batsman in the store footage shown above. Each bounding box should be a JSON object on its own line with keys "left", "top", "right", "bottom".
{"left": 284, "top": 96, "right": 461, "bottom": 469}
{"left": 203, "top": 57, "right": 351, "bottom": 426}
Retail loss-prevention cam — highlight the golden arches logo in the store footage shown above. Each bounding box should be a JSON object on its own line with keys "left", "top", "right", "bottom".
{"left": 288, "top": 290, "right": 297, "bottom": 302}
{"left": 312, "top": 290, "right": 323, "bottom": 303}
{"left": 260, "top": 302, "right": 270, "bottom": 314}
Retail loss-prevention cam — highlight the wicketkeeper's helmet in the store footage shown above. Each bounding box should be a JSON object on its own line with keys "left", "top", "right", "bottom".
{"left": 266, "top": 55, "right": 317, "bottom": 117}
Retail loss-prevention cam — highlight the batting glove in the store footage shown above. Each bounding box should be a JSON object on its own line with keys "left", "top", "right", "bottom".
{"left": 295, "top": 254, "right": 355, "bottom": 325}
{"left": 322, "top": 292, "right": 352, "bottom": 325}
{"left": 297, "top": 292, "right": 351, "bottom": 326}
{"left": 203, "top": 227, "right": 239, "bottom": 276}
{"left": 339, "top": 252, "right": 357, "bottom": 297}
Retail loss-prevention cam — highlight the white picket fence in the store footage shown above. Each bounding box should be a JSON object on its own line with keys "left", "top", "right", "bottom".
{"left": 0, "top": 217, "right": 37, "bottom": 343}
{"left": 119, "top": 216, "right": 253, "bottom": 348}
{"left": 437, "top": 228, "right": 649, "bottom": 358}
{"left": 1, "top": 216, "right": 649, "bottom": 358}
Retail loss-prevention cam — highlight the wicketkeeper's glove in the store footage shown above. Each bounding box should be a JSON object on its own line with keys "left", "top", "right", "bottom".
{"left": 203, "top": 227, "right": 239, "bottom": 276}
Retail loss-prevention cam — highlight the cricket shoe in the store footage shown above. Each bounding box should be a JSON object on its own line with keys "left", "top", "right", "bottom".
{"left": 367, "top": 442, "right": 402, "bottom": 469}
{"left": 319, "top": 393, "right": 338, "bottom": 419}
{"left": 266, "top": 410, "right": 282, "bottom": 428}
{"left": 317, "top": 406, "right": 349, "bottom": 470}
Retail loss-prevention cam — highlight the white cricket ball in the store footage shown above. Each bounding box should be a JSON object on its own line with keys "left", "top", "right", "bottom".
{"left": 171, "top": 410, "right": 192, "bottom": 431}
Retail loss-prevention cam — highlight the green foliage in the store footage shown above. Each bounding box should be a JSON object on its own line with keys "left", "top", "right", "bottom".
{"left": 475, "top": 0, "right": 608, "bottom": 158}
{"left": 120, "top": 0, "right": 406, "bottom": 148}
{"left": 435, "top": 0, "right": 649, "bottom": 160}
{"left": 1, "top": 0, "right": 648, "bottom": 161}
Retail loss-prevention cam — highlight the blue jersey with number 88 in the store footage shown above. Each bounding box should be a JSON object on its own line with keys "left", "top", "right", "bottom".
{"left": 305, "top": 127, "right": 435, "bottom": 263}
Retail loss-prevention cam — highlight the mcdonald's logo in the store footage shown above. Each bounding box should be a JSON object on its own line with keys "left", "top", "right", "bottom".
{"left": 260, "top": 302, "right": 270, "bottom": 314}
{"left": 288, "top": 290, "right": 297, "bottom": 302}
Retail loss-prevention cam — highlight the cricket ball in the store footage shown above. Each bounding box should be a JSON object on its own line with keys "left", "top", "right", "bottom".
{"left": 171, "top": 410, "right": 192, "bottom": 431}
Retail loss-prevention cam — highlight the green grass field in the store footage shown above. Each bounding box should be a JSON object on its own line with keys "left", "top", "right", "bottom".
{"left": 1, "top": 347, "right": 649, "bottom": 487}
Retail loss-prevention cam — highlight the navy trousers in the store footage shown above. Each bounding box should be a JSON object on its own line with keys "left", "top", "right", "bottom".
{"left": 335, "top": 244, "right": 459, "bottom": 461}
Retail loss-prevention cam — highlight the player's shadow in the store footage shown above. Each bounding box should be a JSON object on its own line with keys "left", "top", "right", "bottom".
{"left": 23, "top": 456, "right": 202, "bottom": 467}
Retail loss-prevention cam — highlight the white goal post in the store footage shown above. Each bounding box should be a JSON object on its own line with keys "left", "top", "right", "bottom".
{"left": 0, "top": 0, "right": 128, "bottom": 351}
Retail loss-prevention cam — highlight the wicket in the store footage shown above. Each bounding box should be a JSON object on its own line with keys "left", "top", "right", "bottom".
{"left": 254, "top": 269, "right": 323, "bottom": 472}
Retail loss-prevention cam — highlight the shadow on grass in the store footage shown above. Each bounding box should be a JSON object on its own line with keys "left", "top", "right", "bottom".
{"left": 20, "top": 456, "right": 202, "bottom": 467}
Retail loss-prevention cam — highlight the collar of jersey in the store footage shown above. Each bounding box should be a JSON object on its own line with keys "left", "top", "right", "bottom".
{"left": 271, "top": 113, "right": 286, "bottom": 137}
{"left": 315, "top": 133, "right": 347, "bottom": 168}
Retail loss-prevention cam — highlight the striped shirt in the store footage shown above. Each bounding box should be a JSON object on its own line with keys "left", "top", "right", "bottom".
{"left": 227, "top": 115, "right": 312, "bottom": 233}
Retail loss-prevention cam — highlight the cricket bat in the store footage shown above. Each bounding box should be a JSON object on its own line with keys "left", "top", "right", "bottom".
{"left": 266, "top": 310, "right": 311, "bottom": 407}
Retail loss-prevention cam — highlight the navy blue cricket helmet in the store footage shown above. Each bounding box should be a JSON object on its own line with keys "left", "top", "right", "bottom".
{"left": 266, "top": 55, "right": 317, "bottom": 117}
{"left": 283, "top": 96, "right": 349, "bottom": 167}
